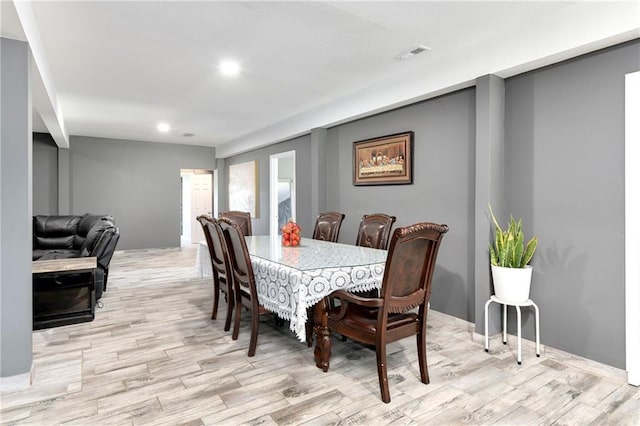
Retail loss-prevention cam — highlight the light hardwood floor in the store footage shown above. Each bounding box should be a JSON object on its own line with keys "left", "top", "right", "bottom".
{"left": 2, "top": 245, "right": 639, "bottom": 425}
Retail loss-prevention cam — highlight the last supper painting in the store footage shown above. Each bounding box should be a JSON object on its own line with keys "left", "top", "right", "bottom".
{"left": 353, "top": 131, "right": 413, "bottom": 185}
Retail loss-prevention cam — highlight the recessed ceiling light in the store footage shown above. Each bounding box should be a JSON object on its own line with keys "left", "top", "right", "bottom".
{"left": 219, "top": 60, "right": 240, "bottom": 76}
{"left": 157, "top": 122, "right": 170, "bottom": 132}
{"left": 393, "top": 45, "right": 431, "bottom": 62}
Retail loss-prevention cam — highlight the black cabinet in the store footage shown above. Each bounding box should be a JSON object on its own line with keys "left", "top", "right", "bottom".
{"left": 33, "top": 269, "right": 96, "bottom": 330}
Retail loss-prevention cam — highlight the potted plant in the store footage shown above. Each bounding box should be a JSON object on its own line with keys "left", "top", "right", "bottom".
{"left": 489, "top": 205, "right": 538, "bottom": 303}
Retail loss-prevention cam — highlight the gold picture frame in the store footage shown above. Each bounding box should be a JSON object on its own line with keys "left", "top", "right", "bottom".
{"left": 353, "top": 131, "right": 413, "bottom": 185}
{"left": 228, "top": 160, "right": 259, "bottom": 218}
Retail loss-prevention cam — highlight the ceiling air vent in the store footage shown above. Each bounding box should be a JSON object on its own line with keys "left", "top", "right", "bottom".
{"left": 393, "top": 45, "right": 431, "bottom": 62}
{"left": 182, "top": 133, "right": 195, "bottom": 137}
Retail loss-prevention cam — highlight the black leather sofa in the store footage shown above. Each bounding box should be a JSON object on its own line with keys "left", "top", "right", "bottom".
{"left": 32, "top": 214, "right": 120, "bottom": 300}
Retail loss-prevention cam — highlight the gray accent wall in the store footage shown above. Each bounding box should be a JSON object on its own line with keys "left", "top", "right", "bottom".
{"left": 58, "top": 148, "right": 70, "bottom": 214}
{"left": 33, "top": 132, "right": 58, "bottom": 215}
{"left": 504, "top": 39, "right": 640, "bottom": 368}
{"left": 216, "top": 157, "right": 226, "bottom": 217}
{"left": 23, "top": 38, "right": 640, "bottom": 371}
{"left": 326, "top": 89, "right": 477, "bottom": 322}
{"left": 223, "top": 135, "right": 312, "bottom": 236}
{"left": 310, "top": 128, "right": 328, "bottom": 217}
{"left": 223, "top": 40, "right": 639, "bottom": 369}
{"left": 69, "top": 136, "right": 215, "bottom": 250}
{"left": 1, "top": 38, "right": 33, "bottom": 379}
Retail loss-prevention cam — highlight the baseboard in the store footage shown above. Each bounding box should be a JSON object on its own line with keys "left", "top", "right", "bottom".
{"left": 430, "top": 308, "right": 629, "bottom": 384}
{"left": 0, "top": 363, "right": 34, "bottom": 392}
{"left": 114, "top": 247, "right": 182, "bottom": 255}
{"left": 471, "top": 330, "right": 546, "bottom": 353}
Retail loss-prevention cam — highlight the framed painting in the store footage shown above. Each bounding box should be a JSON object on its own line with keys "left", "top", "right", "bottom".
{"left": 228, "top": 160, "right": 259, "bottom": 218}
{"left": 353, "top": 131, "right": 413, "bottom": 185}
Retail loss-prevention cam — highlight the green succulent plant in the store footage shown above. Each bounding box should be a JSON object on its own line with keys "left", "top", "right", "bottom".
{"left": 489, "top": 204, "right": 538, "bottom": 268}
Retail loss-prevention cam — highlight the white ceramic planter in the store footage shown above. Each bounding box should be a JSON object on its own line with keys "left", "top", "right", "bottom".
{"left": 491, "top": 264, "right": 533, "bottom": 304}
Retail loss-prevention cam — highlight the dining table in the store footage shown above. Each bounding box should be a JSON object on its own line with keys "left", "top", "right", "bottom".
{"left": 236, "top": 235, "right": 388, "bottom": 371}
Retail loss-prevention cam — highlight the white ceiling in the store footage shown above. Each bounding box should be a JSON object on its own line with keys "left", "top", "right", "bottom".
{"left": 2, "top": 1, "right": 639, "bottom": 157}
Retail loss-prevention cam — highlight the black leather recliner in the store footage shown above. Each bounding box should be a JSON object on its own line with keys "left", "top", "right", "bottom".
{"left": 32, "top": 214, "right": 120, "bottom": 299}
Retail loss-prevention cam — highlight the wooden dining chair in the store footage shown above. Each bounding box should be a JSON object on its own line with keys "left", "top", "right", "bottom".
{"left": 306, "top": 211, "right": 346, "bottom": 345}
{"left": 312, "top": 212, "right": 345, "bottom": 242}
{"left": 355, "top": 213, "right": 397, "bottom": 250}
{"left": 327, "top": 222, "right": 448, "bottom": 403}
{"left": 218, "top": 217, "right": 270, "bottom": 357}
{"left": 196, "top": 215, "right": 234, "bottom": 331}
{"left": 352, "top": 213, "right": 398, "bottom": 299}
{"left": 219, "top": 211, "right": 252, "bottom": 236}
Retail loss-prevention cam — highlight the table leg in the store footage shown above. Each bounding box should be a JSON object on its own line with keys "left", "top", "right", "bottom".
{"left": 313, "top": 298, "right": 331, "bottom": 372}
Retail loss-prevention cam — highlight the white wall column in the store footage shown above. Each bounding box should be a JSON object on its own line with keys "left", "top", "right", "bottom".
{"left": 625, "top": 71, "right": 640, "bottom": 386}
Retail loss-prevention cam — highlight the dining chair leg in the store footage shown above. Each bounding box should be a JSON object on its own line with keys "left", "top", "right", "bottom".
{"left": 376, "top": 344, "right": 391, "bottom": 403}
{"left": 224, "top": 294, "right": 233, "bottom": 332}
{"left": 248, "top": 304, "right": 260, "bottom": 357}
{"left": 232, "top": 298, "right": 242, "bottom": 341}
{"left": 417, "top": 324, "right": 430, "bottom": 385}
{"left": 211, "top": 282, "right": 220, "bottom": 320}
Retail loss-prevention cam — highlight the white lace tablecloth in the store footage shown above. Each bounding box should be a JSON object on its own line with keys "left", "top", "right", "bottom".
{"left": 196, "top": 235, "right": 387, "bottom": 342}
{"left": 195, "top": 240, "right": 212, "bottom": 278}
{"left": 248, "top": 236, "right": 387, "bottom": 342}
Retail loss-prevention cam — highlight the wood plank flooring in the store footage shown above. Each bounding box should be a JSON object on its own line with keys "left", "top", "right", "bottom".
{"left": 2, "top": 245, "right": 639, "bottom": 425}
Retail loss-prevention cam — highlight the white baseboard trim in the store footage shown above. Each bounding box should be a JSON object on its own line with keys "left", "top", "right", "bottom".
{"left": 0, "top": 363, "right": 34, "bottom": 392}
{"left": 430, "top": 308, "right": 628, "bottom": 384}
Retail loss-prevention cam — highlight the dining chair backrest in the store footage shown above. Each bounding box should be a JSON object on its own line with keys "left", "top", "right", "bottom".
{"left": 380, "top": 222, "right": 448, "bottom": 312}
{"left": 355, "top": 213, "right": 397, "bottom": 250}
{"left": 312, "top": 212, "right": 345, "bottom": 243}
{"left": 218, "top": 216, "right": 268, "bottom": 357}
{"left": 219, "top": 211, "right": 252, "bottom": 236}
{"left": 196, "top": 215, "right": 234, "bottom": 329}
{"left": 197, "top": 216, "right": 228, "bottom": 282}
{"left": 218, "top": 217, "right": 256, "bottom": 298}
{"left": 197, "top": 215, "right": 215, "bottom": 268}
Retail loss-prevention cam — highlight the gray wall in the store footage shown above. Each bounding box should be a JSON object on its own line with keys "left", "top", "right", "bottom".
{"left": 220, "top": 40, "right": 639, "bottom": 369}
{"left": 504, "top": 39, "right": 640, "bottom": 368}
{"left": 69, "top": 136, "right": 215, "bottom": 250}
{"left": 326, "top": 90, "right": 477, "bottom": 322}
{"left": 58, "top": 148, "right": 71, "bottom": 214}
{"left": 33, "top": 132, "right": 58, "bottom": 215}
{"left": 24, "top": 38, "right": 640, "bottom": 371}
{"left": 223, "top": 135, "right": 312, "bottom": 236}
{"left": 1, "top": 38, "right": 33, "bottom": 379}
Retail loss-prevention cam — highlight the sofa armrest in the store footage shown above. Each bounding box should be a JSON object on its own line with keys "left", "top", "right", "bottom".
{"left": 90, "top": 228, "right": 120, "bottom": 270}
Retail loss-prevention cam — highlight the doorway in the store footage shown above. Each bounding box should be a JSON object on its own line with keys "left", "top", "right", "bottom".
{"left": 270, "top": 151, "right": 296, "bottom": 236}
{"left": 180, "top": 169, "right": 213, "bottom": 244}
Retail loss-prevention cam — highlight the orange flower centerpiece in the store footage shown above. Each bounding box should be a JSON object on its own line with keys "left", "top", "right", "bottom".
{"left": 281, "top": 219, "right": 301, "bottom": 247}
